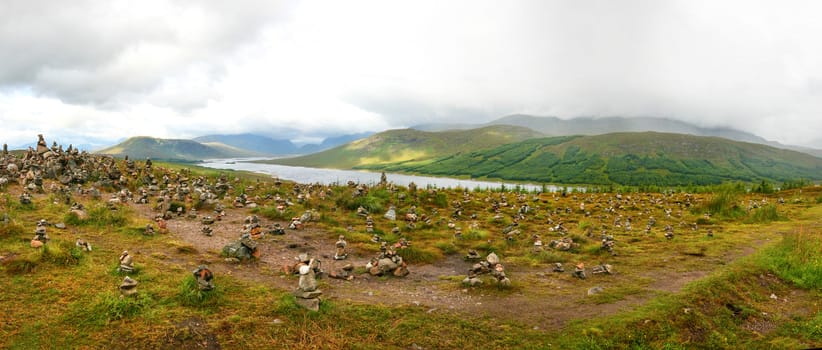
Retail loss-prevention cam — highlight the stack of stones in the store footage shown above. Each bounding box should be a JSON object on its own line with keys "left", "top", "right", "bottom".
{"left": 463, "top": 252, "right": 511, "bottom": 287}
{"left": 31, "top": 219, "right": 49, "bottom": 248}
{"left": 193, "top": 265, "right": 215, "bottom": 291}
{"left": 119, "top": 276, "right": 138, "bottom": 297}
{"left": 119, "top": 251, "right": 134, "bottom": 273}
{"left": 293, "top": 259, "right": 322, "bottom": 311}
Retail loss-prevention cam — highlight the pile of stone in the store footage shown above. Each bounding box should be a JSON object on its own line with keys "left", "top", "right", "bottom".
{"left": 293, "top": 258, "right": 322, "bottom": 311}
{"left": 463, "top": 252, "right": 511, "bottom": 287}
{"left": 30, "top": 219, "right": 49, "bottom": 248}
{"left": 193, "top": 265, "right": 215, "bottom": 291}
{"left": 365, "top": 242, "right": 409, "bottom": 277}
{"left": 119, "top": 251, "right": 135, "bottom": 273}
{"left": 119, "top": 276, "right": 138, "bottom": 297}
{"left": 221, "top": 235, "right": 259, "bottom": 261}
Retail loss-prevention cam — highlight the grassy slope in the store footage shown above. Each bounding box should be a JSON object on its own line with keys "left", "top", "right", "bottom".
{"left": 96, "top": 136, "right": 262, "bottom": 161}
{"left": 1, "top": 161, "right": 821, "bottom": 349}
{"left": 377, "top": 132, "right": 822, "bottom": 186}
{"left": 266, "top": 125, "right": 544, "bottom": 169}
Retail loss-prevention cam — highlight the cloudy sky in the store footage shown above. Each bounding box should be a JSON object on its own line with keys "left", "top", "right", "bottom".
{"left": 1, "top": 0, "right": 821, "bottom": 149}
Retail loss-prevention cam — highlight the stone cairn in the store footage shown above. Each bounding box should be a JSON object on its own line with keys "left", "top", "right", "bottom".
{"left": 333, "top": 235, "right": 348, "bottom": 260}
{"left": 31, "top": 219, "right": 49, "bottom": 248}
{"left": 293, "top": 258, "right": 322, "bottom": 311}
{"left": 119, "top": 250, "right": 134, "bottom": 273}
{"left": 119, "top": 276, "right": 138, "bottom": 297}
{"left": 365, "top": 242, "right": 409, "bottom": 277}
{"left": 193, "top": 265, "right": 215, "bottom": 291}
{"left": 463, "top": 252, "right": 511, "bottom": 287}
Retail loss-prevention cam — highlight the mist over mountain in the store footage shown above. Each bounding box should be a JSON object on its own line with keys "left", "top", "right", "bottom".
{"left": 193, "top": 134, "right": 299, "bottom": 155}
{"left": 414, "top": 115, "right": 822, "bottom": 158}
{"left": 193, "top": 132, "right": 374, "bottom": 156}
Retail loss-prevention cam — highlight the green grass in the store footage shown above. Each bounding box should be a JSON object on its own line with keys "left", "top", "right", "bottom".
{"left": 756, "top": 229, "right": 822, "bottom": 289}
{"left": 3, "top": 155, "right": 822, "bottom": 349}
{"left": 64, "top": 204, "right": 131, "bottom": 227}
{"left": 744, "top": 204, "right": 784, "bottom": 224}
{"left": 177, "top": 275, "right": 224, "bottom": 308}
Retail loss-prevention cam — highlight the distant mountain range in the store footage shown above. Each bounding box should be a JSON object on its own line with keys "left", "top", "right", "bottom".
{"left": 272, "top": 128, "right": 822, "bottom": 186}
{"left": 414, "top": 115, "right": 822, "bottom": 158}
{"left": 95, "top": 137, "right": 264, "bottom": 161}
{"left": 193, "top": 132, "right": 373, "bottom": 155}
{"left": 94, "top": 132, "right": 375, "bottom": 161}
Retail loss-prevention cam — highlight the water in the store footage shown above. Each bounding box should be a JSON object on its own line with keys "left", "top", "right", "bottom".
{"left": 199, "top": 158, "right": 558, "bottom": 192}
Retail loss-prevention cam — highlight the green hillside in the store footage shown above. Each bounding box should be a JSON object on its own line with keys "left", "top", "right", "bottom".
{"left": 267, "top": 125, "right": 543, "bottom": 168}
{"left": 96, "top": 136, "right": 262, "bottom": 161}
{"left": 360, "top": 132, "right": 822, "bottom": 186}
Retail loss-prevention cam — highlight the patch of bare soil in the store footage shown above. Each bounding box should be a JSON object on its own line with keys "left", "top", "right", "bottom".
{"left": 163, "top": 316, "right": 221, "bottom": 350}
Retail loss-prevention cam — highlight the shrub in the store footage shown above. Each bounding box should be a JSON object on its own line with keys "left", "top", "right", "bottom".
{"left": 397, "top": 246, "right": 440, "bottom": 264}
{"left": 41, "top": 241, "right": 82, "bottom": 266}
{"left": 703, "top": 191, "right": 745, "bottom": 219}
{"left": 745, "top": 204, "right": 784, "bottom": 224}
{"left": 0, "top": 222, "right": 25, "bottom": 238}
{"left": 177, "top": 275, "right": 223, "bottom": 308}
{"left": 65, "top": 204, "right": 130, "bottom": 228}
{"left": 4, "top": 256, "right": 38, "bottom": 275}
{"left": 86, "top": 292, "right": 153, "bottom": 323}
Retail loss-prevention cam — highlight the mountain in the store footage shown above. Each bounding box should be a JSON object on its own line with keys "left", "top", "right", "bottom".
{"left": 193, "top": 134, "right": 298, "bottom": 155}
{"left": 96, "top": 136, "right": 263, "bottom": 161}
{"left": 193, "top": 132, "right": 374, "bottom": 155}
{"left": 267, "top": 125, "right": 544, "bottom": 169}
{"left": 360, "top": 132, "right": 822, "bottom": 186}
{"left": 415, "top": 115, "right": 822, "bottom": 158}
{"left": 298, "top": 132, "right": 374, "bottom": 153}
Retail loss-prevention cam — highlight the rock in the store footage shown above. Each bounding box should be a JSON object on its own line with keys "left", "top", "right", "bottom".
{"left": 54, "top": 223, "right": 66, "bottom": 229}
{"left": 486, "top": 252, "right": 500, "bottom": 265}
{"left": 384, "top": 207, "right": 397, "bottom": 221}
{"left": 393, "top": 265, "right": 410, "bottom": 277}
{"left": 119, "top": 276, "right": 138, "bottom": 296}
{"left": 293, "top": 290, "right": 323, "bottom": 299}
{"left": 294, "top": 297, "right": 320, "bottom": 311}
{"left": 587, "top": 286, "right": 604, "bottom": 296}
{"left": 30, "top": 240, "right": 44, "bottom": 248}
{"left": 769, "top": 293, "right": 778, "bottom": 300}
{"left": 378, "top": 258, "right": 398, "bottom": 272}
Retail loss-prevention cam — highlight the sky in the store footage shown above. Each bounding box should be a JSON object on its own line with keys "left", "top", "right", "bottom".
{"left": 1, "top": 0, "right": 821, "bottom": 149}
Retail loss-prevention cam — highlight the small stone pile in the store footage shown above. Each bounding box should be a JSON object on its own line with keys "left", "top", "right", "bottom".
{"left": 463, "top": 252, "right": 511, "bottom": 287}
{"left": 193, "top": 265, "right": 215, "bottom": 291}
{"left": 293, "top": 258, "right": 322, "bottom": 311}
{"left": 119, "top": 250, "right": 134, "bottom": 273}
{"left": 31, "top": 219, "right": 49, "bottom": 248}
{"left": 119, "top": 276, "right": 138, "bottom": 297}
{"left": 365, "top": 242, "right": 409, "bottom": 277}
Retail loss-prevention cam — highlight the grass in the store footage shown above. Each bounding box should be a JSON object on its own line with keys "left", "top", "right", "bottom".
{"left": 756, "top": 227, "right": 822, "bottom": 289}
{"left": 744, "top": 204, "right": 784, "bottom": 224}
{"left": 2, "top": 158, "right": 822, "bottom": 349}
{"left": 177, "top": 275, "right": 224, "bottom": 308}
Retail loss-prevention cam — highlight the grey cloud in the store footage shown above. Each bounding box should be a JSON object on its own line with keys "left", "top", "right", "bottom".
{"left": 0, "top": 0, "right": 288, "bottom": 108}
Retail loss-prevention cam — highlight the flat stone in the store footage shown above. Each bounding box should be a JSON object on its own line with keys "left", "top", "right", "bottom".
{"left": 294, "top": 297, "right": 320, "bottom": 311}
{"left": 293, "top": 290, "right": 323, "bottom": 299}
{"left": 587, "top": 286, "right": 605, "bottom": 296}
{"left": 30, "top": 240, "right": 44, "bottom": 248}
{"left": 54, "top": 223, "right": 66, "bottom": 229}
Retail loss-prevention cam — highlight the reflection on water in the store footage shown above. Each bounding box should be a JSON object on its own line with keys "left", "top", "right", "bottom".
{"left": 200, "top": 158, "right": 558, "bottom": 192}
